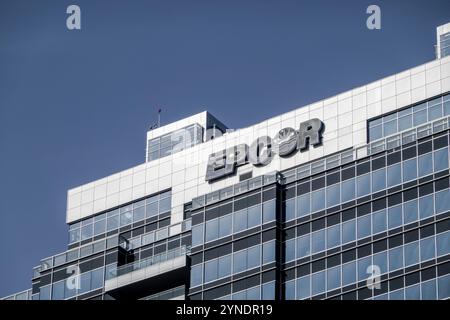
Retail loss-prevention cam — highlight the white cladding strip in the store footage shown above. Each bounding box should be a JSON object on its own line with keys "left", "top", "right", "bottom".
{"left": 66, "top": 56, "right": 450, "bottom": 223}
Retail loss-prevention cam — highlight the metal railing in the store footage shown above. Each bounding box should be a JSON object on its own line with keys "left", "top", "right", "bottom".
{"left": 107, "top": 245, "right": 189, "bottom": 279}
{"left": 37, "top": 219, "right": 191, "bottom": 276}
{"left": 281, "top": 115, "right": 450, "bottom": 185}
{"left": 366, "top": 116, "right": 450, "bottom": 156}
{"left": 192, "top": 172, "right": 281, "bottom": 209}
{"left": 1, "top": 289, "right": 32, "bottom": 300}
{"left": 141, "top": 285, "right": 185, "bottom": 300}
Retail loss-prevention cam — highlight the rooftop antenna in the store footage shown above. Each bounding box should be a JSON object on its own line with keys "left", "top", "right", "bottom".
{"left": 157, "top": 107, "right": 161, "bottom": 127}
{"left": 149, "top": 107, "right": 162, "bottom": 131}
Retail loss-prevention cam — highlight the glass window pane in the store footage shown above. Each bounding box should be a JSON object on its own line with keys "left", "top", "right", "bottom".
{"left": 419, "top": 195, "right": 434, "bottom": 219}
{"left": 262, "top": 281, "right": 275, "bottom": 300}
{"left": 39, "top": 285, "right": 51, "bottom": 300}
{"left": 326, "top": 184, "right": 340, "bottom": 207}
{"left": 436, "top": 231, "right": 450, "bottom": 257}
{"left": 403, "top": 158, "right": 417, "bottom": 182}
{"left": 435, "top": 189, "right": 450, "bottom": 214}
{"left": 312, "top": 230, "right": 325, "bottom": 254}
{"left": 388, "top": 205, "right": 403, "bottom": 229}
{"left": 262, "top": 200, "right": 276, "bottom": 223}
{"left": 428, "top": 102, "right": 442, "bottom": 121}
{"left": 286, "top": 239, "right": 295, "bottom": 262}
{"left": 389, "top": 288, "right": 404, "bottom": 300}
{"left": 205, "top": 219, "right": 219, "bottom": 242}
{"left": 191, "top": 224, "right": 204, "bottom": 247}
{"left": 311, "top": 189, "right": 325, "bottom": 212}
{"left": 372, "top": 168, "right": 386, "bottom": 192}
{"left": 248, "top": 205, "right": 261, "bottom": 228}
{"left": 413, "top": 108, "right": 427, "bottom": 126}
{"left": 234, "top": 209, "right": 247, "bottom": 233}
{"left": 372, "top": 209, "right": 387, "bottom": 234}
{"left": 342, "top": 261, "right": 356, "bottom": 286}
{"left": 285, "top": 199, "right": 296, "bottom": 222}
{"left": 233, "top": 250, "right": 247, "bottom": 273}
{"left": 373, "top": 293, "right": 388, "bottom": 300}
{"left": 218, "top": 214, "right": 232, "bottom": 238}
{"left": 418, "top": 153, "right": 433, "bottom": 177}
{"left": 262, "top": 240, "right": 275, "bottom": 264}
{"left": 358, "top": 256, "right": 372, "bottom": 281}
{"left": 247, "top": 286, "right": 260, "bottom": 300}
{"left": 357, "top": 174, "right": 371, "bottom": 197}
{"left": 434, "top": 148, "right": 449, "bottom": 172}
{"left": 204, "top": 259, "right": 218, "bottom": 283}
{"left": 342, "top": 219, "right": 356, "bottom": 244}
{"left": 298, "top": 194, "right": 310, "bottom": 217}
{"left": 247, "top": 246, "right": 260, "bottom": 269}
{"left": 218, "top": 255, "right": 231, "bottom": 278}
{"left": 405, "top": 284, "right": 421, "bottom": 300}
{"left": 357, "top": 214, "right": 371, "bottom": 239}
{"left": 146, "top": 202, "right": 158, "bottom": 218}
{"left": 107, "top": 214, "right": 119, "bottom": 231}
{"left": 327, "top": 266, "right": 341, "bottom": 291}
{"left": 296, "top": 276, "right": 310, "bottom": 300}
{"left": 404, "top": 241, "right": 419, "bottom": 267}
{"left": 326, "top": 224, "right": 340, "bottom": 249}
{"left": 64, "top": 279, "right": 76, "bottom": 299}
{"left": 341, "top": 178, "right": 355, "bottom": 202}
{"left": 389, "top": 246, "right": 403, "bottom": 271}
{"left": 232, "top": 291, "right": 246, "bottom": 300}
{"left": 383, "top": 120, "right": 396, "bottom": 136}
{"left": 81, "top": 224, "right": 93, "bottom": 241}
{"left": 398, "top": 115, "right": 412, "bottom": 131}
{"left": 69, "top": 228, "right": 80, "bottom": 243}
{"left": 421, "top": 279, "right": 437, "bottom": 300}
{"left": 387, "top": 164, "right": 402, "bottom": 187}
{"left": 369, "top": 125, "right": 382, "bottom": 141}
{"left": 93, "top": 220, "right": 106, "bottom": 236}
{"left": 438, "top": 274, "right": 450, "bottom": 300}
{"left": 91, "top": 268, "right": 103, "bottom": 290}
{"left": 311, "top": 271, "right": 326, "bottom": 296}
{"left": 52, "top": 281, "right": 64, "bottom": 300}
{"left": 159, "top": 197, "right": 171, "bottom": 213}
{"left": 142, "top": 232, "right": 154, "bottom": 245}
{"left": 285, "top": 280, "right": 295, "bottom": 300}
{"left": 190, "top": 264, "right": 203, "bottom": 287}
{"left": 373, "top": 251, "right": 388, "bottom": 274}
{"left": 120, "top": 211, "right": 132, "bottom": 227}
{"left": 444, "top": 100, "right": 450, "bottom": 116}
{"left": 420, "top": 237, "right": 435, "bottom": 262}
{"left": 297, "top": 235, "right": 311, "bottom": 259}
{"left": 78, "top": 271, "right": 91, "bottom": 295}
{"left": 403, "top": 200, "right": 418, "bottom": 224}
{"left": 133, "top": 206, "right": 145, "bottom": 222}
{"left": 155, "top": 227, "right": 168, "bottom": 241}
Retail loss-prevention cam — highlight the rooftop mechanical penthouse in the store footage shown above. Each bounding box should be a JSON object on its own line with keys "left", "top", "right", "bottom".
{"left": 3, "top": 22, "right": 450, "bottom": 301}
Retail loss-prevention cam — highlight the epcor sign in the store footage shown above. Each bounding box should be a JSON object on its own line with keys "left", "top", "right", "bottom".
{"left": 205, "top": 118, "right": 324, "bottom": 182}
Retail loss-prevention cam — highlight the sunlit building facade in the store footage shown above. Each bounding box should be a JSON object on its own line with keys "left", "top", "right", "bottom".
{"left": 2, "top": 22, "right": 450, "bottom": 301}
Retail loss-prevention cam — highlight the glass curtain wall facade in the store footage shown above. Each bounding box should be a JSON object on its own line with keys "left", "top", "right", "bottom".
{"left": 5, "top": 94, "right": 450, "bottom": 301}
{"left": 282, "top": 129, "right": 450, "bottom": 300}
{"left": 441, "top": 32, "right": 450, "bottom": 59}
{"left": 188, "top": 181, "right": 279, "bottom": 300}
{"left": 2, "top": 41, "right": 450, "bottom": 300}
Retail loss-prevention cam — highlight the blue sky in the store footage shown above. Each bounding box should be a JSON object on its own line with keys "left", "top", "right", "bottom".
{"left": 0, "top": 0, "right": 449, "bottom": 297}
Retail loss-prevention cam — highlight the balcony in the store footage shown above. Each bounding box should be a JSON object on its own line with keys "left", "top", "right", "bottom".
{"left": 104, "top": 246, "right": 189, "bottom": 300}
